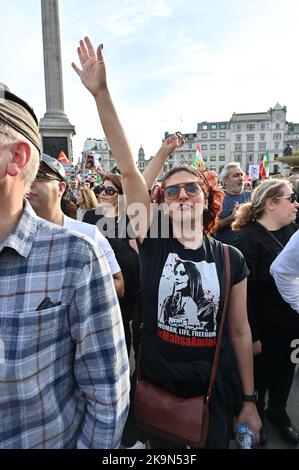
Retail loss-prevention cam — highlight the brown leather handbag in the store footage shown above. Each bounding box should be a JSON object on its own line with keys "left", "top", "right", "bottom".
{"left": 134, "top": 244, "right": 231, "bottom": 448}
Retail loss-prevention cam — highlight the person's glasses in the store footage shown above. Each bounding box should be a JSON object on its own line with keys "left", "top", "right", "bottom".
{"left": 275, "top": 193, "right": 297, "bottom": 203}
{"left": 163, "top": 182, "right": 202, "bottom": 200}
{"left": 99, "top": 186, "right": 120, "bottom": 196}
{"left": 34, "top": 171, "right": 62, "bottom": 182}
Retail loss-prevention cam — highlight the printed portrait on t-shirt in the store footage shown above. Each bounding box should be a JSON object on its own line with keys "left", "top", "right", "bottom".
{"left": 158, "top": 254, "right": 220, "bottom": 336}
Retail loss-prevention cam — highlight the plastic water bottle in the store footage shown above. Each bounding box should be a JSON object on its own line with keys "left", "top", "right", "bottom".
{"left": 234, "top": 424, "right": 256, "bottom": 449}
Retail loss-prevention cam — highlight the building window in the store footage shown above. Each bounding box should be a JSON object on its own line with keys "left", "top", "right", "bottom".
{"left": 202, "top": 125, "right": 208, "bottom": 130}
{"left": 274, "top": 154, "right": 279, "bottom": 160}
{"left": 273, "top": 133, "right": 282, "bottom": 141}
{"left": 260, "top": 133, "right": 266, "bottom": 141}
{"left": 274, "top": 164, "right": 279, "bottom": 174}
{"left": 236, "top": 134, "right": 242, "bottom": 142}
{"left": 235, "top": 144, "right": 242, "bottom": 152}
{"left": 188, "top": 143, "right": 193, "bottom": 149}
{"left": 235, "top": 154, "right": 242, "bottom": 163}
{"left": 219, "top": 144, "right": 225, "bottom": 150}
{"left": 260, "top": 122, "right": 266, "bottom": 130}
{"left": 211, "top": 124, "right": 217, "bottom": 130}
{"left": 246, "top": 153, "right": 254, "bottom": 162}
{"left": 247, "top": 134, "right": 255, "bottom": 141}
{"left": 246, "top": 123, "right": 256, "bottom": 131}
{"left": 219, "top": 155, "right": 225, "bottom": 161}
{"left": 220, "top": 123, "right": 227, "bottom": 129}
{"left": 258, "top": 142, "right": 266, "bottom": 151}
{"left": 201, "top": 144, "right": 207, "bottom": 150}
{"left": 275, "top": 123, "right": 280, "bottom": 130}
{"left": 247, "top": 143, "right": 255, "bottom": 151}
{"left": 236, "top": 124, "right": 242, "bottom": 131}
{"left": 210, "top": 144, "right": 216, "bottom": 150}
{"left": 274, "top": 142, "right": 280, "bottom": 150}
{"left": 220, "top": 132, "right": 226, "bottom": 138}
{"left": 210, "top": 165, "right": 217, "bottom": 171}
{"left": 219, "top": 165, "right": 225, "bottom": 173}
{"left": 201, "top": 133, "right": 208, "bottom": 138}
{"left": 210, "top": 155, "right": 216, "bottom": 161}
{"left": 210, "top": 132, "right": 217, "bottom": 138}
{"left": 203, "top": 155, "right": 207, "bottom": 161}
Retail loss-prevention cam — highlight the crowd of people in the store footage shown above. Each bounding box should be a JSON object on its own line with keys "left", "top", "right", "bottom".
{"left": 0, "top": 36, "right": 299, "bottom": 450}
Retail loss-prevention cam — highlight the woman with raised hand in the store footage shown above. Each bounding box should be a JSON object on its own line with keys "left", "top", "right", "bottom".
{"left": 72, "top": 37, "right": 261, "bottom": 449}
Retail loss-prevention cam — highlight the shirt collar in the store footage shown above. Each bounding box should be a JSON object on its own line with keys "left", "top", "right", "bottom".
{"left": 0, "top": 200, "right": 38, "bottom": 258}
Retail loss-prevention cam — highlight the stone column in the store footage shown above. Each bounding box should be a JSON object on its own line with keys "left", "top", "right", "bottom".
{"left": 39, "top": 0, "right": 75, "bottom": 161}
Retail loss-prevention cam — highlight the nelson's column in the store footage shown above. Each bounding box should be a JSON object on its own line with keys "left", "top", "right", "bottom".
{"left": 39, "top": 0, "right": 75, "bottom": 160}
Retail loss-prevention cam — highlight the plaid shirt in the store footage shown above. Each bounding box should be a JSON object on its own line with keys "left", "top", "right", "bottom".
{"left": 0, "top": 202, "right": 130, "bottom": 449}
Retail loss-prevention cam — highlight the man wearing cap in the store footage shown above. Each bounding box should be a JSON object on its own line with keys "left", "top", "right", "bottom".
{"left": 27, "top": 154, "right": 124, "bottom": 298}
{"left": 0, "top": 86, "right": 130, "bottom": 449}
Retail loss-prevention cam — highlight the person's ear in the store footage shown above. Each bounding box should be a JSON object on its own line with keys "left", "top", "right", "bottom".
{"left": 223, "top": 176, "right": 228, "bottom": 186}
{"left": 265, "top": 196, "right": 276, "bottom": 211}
{"left": 7, "top": 141, "right": 31, "bottom": 177}
{"left": 58, "top": 181, "right": 67, "bottom": 197}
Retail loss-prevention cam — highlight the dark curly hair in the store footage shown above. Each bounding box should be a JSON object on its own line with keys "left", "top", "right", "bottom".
{"left": 159, "top": 165, "right": 224, "bottom": 235}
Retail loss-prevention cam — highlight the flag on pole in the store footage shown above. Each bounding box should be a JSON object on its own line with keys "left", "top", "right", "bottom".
{"left": 58, "top": 151, "right": 70, "bottom": 165}
{"left": 192, "top": 144, "right": 206, "bottom": 170}
{"left": 259, "top": 150, "right": 270, "bottom": 179}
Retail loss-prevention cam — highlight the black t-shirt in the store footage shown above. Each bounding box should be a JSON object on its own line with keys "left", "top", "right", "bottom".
{"left": 234, "top": 221, "right": 299, "bottom": 340}
{"left": 139, "top": 223, "right": 249, "bottom": 364}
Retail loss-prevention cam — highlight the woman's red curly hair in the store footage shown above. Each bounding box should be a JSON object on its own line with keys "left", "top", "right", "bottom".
{"left": 159, "top": 165, "right": 224, "bottom": 235}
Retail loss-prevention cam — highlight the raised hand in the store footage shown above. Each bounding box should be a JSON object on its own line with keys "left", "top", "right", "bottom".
{"left": 72, "top": 37, "right": 107, "bottom": 97}
{"left": 161, "top": 132, "right": 185, "bottom": 155}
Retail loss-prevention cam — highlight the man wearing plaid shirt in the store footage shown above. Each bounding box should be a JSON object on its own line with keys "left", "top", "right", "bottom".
{"left": 0, "top": 86, "right": 130, "bottom": 449}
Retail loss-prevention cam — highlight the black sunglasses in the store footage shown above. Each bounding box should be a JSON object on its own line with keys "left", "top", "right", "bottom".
{"left": 275, "top": 193, "right": 297, "bottom": 204}
{"left": 35, "top": 171, "right": 62, "bottom": 182}
{"left": 98, "top": 185, "right": 120, "bottom": 196}
{"left": 163, "top": 182, "right": 202, "bottom": 200}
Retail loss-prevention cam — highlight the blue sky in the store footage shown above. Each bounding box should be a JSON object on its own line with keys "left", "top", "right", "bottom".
{"left": 1, "top": 0, "right": 299, "bottom": 162}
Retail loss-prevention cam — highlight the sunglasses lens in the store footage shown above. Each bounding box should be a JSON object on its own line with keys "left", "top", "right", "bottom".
{"left": 290, "top": 193, "right": 296, "bottom": 203}
{"left": 164, "top": 186, "right": 179, "bottom": 199}
{"left": 35, "top": 172, "right": 44, "bottom": 181}
{"left": 185, "top": 182, "right": 201, "bottom": 195}
{"left": 100, "top": 187, "right": 117, "bottom": 196}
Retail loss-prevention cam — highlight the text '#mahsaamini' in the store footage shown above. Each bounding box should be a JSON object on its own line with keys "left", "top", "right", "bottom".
{"left": 157, "top": 328, "right": 217, "bottom": 347}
